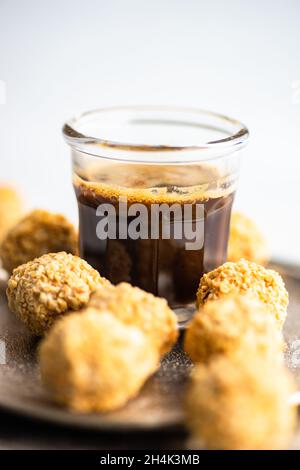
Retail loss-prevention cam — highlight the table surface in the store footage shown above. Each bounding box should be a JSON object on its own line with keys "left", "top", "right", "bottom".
{"left": 0, "top": 403, "right": 300, "bottom": 450}
{"left": 0, "top": 407, "right": 186, "bottom": 450}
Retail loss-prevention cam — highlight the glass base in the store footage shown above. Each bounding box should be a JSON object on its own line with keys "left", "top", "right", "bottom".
{"left": 173, "top": 304, "right": 196, "bottom": 330}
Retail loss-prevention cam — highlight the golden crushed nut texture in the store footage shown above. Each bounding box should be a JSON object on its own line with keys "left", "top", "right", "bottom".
{"left": 86, "top": 282, "right": 178, "bottom": 356}
{"left": 39, "top": 310, "right": 159, "bottom": 412}
{"left": 228, "top": 212, "right": 270, "bottom": 265}
{"left": 184, "top": 294, "right": 284, "bottom": 364}
{"left": 196, "top": 259, "right": 288, "bottom": 328}
{"left": 185, "top": 356, "right": 296, "bottom": 450}
{"left": 0, "top": 209, "right": 78, "bottom": 272}
{"left": 0, "top": 186, "right": 23, "bottom": 243}
{"left": 6, "top": 251, "right": 108, "bottom": 335}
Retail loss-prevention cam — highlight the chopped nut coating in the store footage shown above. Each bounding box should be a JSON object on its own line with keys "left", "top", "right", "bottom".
{"left": 7, "top": 252, "right": 108, "bottom": 335}
{"left": 39, "top": 311, "right": 159, "bottom": 412}
{"left": 87, "top": 282, "right": 178, "bottom": 355}
{"left": 0, "top": 209, "right": 78, "bottom": 272}
{"left": 197, "top": 259, "right": 288, "bottom": 328}
{"left": 184, "top": 294, "right": 283, "bottom": 364}
{"left": 228, "top": 212, "right": 270, "bottom": 265}
{"left": 185, "top": 356, "right": 296, "bottom": 450}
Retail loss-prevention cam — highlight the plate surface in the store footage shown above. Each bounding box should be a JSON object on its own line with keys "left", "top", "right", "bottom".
{"left": 0, "top": 262, "right": 299, "bottom": 431}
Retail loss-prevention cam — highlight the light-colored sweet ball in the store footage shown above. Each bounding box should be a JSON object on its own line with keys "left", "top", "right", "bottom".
{"left": 0, "top": 185, "right": 23, "bottom": 243}
{"left": 196, "top": 259, "right": 288, "bottom": 329}
{"left": 184, "top": 294, "right": 284, "bottom": 364}
{"left": 228, "top": 212, "right": 270, "bottom": 265}
{"left": 185, "top": 356, "right": 296, "bottom": 450}
{"left": 0, "top": 209, "right": 78, "bottom": 272}
{"left": 39, "top": 311, "right": 159, "bottom": 412}
{"left": 7, "top": 252, "right": 109, "bottom": 335}
{"left": 87, "top": 282, "right": 178, "bottom": 356}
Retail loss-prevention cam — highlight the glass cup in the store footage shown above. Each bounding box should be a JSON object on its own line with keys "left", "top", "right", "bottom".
{"left": 63, "top": 106, "right": 249, "bottom": 324}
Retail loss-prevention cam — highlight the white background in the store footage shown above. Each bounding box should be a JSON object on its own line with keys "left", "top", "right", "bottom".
{"left": 0, "top": 0, "right": 299, "bottom": 262}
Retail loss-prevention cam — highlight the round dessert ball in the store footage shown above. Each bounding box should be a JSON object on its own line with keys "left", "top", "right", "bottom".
{"left": 185, "top": 356, "right": 296, "bottom": 450}
{"left": 196, "top": 259, "right": 288, "bottom": 329}
{"left": 0, "top": 185, "right": 23, "bottom": 243}
{"left": 7, "top": 252, "right": 109, "bottom": 335}
{"left": 0, "top": 209, "right": 78, "bottom": 272}
{"left": 228, "top": 212, "right": 270, "bottom": 265}
{"left": 87, "top": 282, "right": 178, "bottom": 356}
{"left": 184, "top": 294, "right": 283, "bottom": 364}
{"left": 39, "top": 310, "right": 159, "bottom": 412}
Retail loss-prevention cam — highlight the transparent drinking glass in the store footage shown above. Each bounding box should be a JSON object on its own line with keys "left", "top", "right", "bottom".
{"left": 63, "top": 106, "right": 249, "bottom": 324}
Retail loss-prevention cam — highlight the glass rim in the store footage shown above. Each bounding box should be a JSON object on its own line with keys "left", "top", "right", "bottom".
{"left": 62, "top": 105, "right": 249, "bottom": 163}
